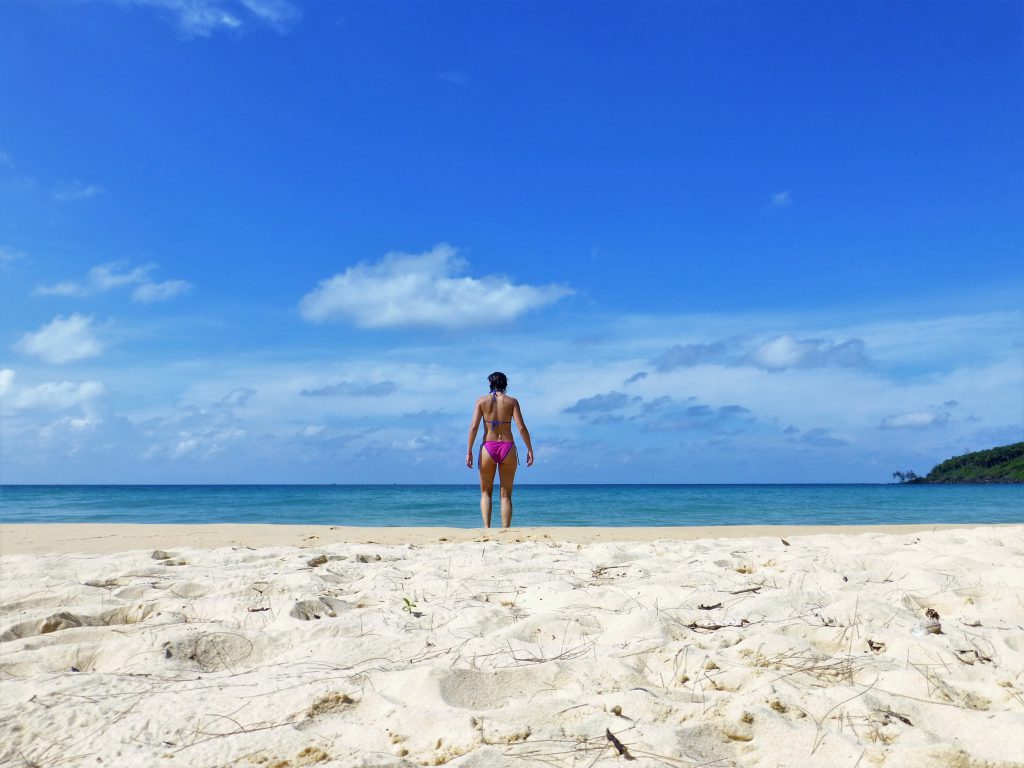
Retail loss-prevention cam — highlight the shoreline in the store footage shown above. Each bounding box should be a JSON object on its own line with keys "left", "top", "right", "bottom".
{"left": 0, "top": 521, "right": 1014, "bottom": 554}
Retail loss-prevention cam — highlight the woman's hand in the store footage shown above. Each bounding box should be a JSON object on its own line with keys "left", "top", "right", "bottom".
{"left": 526, "top": 449, "right": 534, "bottom": 467}
{"left": 466, "top": 451, "right": 474, "bottom": 469}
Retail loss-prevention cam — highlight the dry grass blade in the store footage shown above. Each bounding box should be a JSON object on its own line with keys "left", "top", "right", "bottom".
{"left": 753, "top": 647, "right": 874, "bottom": 687}
{"left": 810, "top": 675, "right": 879, "bottom": 754}
{"left": 503, "top": 734, "right": 723, "bottom": 768}
{"left": 493, "top": 638, "right": 598, "bottom": 668}
{"left": 727, "top": 586, "right": 762, "bottom": 595}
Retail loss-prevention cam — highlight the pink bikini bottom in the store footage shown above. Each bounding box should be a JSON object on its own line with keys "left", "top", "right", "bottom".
{"left": 481, "top": 441, "right": 516, "bottom": 465}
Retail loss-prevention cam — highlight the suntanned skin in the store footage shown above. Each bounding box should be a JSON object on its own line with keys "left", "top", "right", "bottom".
{"left": 466, "top": 392, "right": 534, "bottom": 528}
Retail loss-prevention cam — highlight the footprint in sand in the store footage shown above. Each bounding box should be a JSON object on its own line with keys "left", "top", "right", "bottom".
{"left": 436, "top": 667, "right": 557, "bottom": 710}
{"left": 0, "top": 603, "right": 159, "bottom": 642}
{"left": 1, "top": 611, "right": 104, "bottom": 641}
{"left": 168, "top": 581, "right": 207, "bottom": 598}
{"left": 163, "top": 631, "right": 257, "bottom": 672}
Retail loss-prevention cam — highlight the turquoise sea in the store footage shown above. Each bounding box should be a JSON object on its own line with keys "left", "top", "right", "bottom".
{"left": 1, "top": 484, "right": 1021, "bottom": 527}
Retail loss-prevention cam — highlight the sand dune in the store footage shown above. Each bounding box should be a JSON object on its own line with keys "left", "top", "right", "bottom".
{"left": 1, "top": 526, "right": 1022, "bottom": 767}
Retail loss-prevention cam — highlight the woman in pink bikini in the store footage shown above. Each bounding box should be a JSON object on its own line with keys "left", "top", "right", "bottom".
{"left": 466, "top": 371, "right": 534, "bottom": 528}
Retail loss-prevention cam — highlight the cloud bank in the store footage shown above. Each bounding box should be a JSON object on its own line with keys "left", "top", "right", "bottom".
{"left": 745, "top": 335, "right": 868, "bottom": 371}
{"left": 564, "top": 390, "right": 756, "bottom": 433}
{"left": 299, "top": 244, "right": 573, "bottom": 329}
{"left": 301, "top": 380, "right": 397, "bottom": 398}
{"left": 563, "top": 391, "right": 639, "bottom": 415}
{"left": 880, "top": 411, "right": 952, "bottom": 430}
{"left": 653, "top": 335, "right": 868, "bottom": 372}
{"left": 654, "top": 342, "right": 729, "bottom": 371}
{"left": 12, "top": 380, "right": 105, "bottom": 410}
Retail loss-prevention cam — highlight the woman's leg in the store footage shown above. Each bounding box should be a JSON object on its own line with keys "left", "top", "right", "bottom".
{"left": 478, "top": 447, "right": 497, "bottom": 527}
{"left": 498, "top": 447, "right": 518, "bottom": 528}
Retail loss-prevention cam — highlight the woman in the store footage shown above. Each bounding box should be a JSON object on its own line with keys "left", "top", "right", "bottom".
{"left": 466, "top": 371, "right": 534, "bottom": 528}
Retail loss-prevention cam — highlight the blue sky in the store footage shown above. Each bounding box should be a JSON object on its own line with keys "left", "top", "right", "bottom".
{"left": 1, "top": 0, "right": 1021, "bottom": 484}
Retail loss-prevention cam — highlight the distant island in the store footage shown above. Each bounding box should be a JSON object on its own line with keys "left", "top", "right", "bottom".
{"left": 893, "top": 442, "right": 1024, "bottom": 484}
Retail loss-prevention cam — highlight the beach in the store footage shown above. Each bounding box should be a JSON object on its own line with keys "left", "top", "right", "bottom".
{"left": 1, "top": 524, "right": 1022, "bottom": 767}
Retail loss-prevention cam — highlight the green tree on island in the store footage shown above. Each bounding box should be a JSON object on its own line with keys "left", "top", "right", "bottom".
{"left": 894, "top": 442, "right": 1024, "bottom": 483}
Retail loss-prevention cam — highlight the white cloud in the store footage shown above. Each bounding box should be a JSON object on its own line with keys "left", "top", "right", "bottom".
{"left": 14, "top": 314, "right": 103, "bottom": 363}
{"left": 13, "top": 380, "right": 105, "bottom": 410}
{"left": 52, "top": 180, "right": 104, "bottom": 201}
{"left": 770, "top": 190, "right": 792, "bottom": 207}
{"left": 172, "top": 434, "right": 201, "bottom": 457}
{"left": 749, "top": 335, "right": 808, "bottom": 369}
{"left": 34, "top": 280, "right": 87, "bottom": 297}
{"left": 650, "top": 335, "right": 868, "bottom": 372}
{"left": 2, "top": 301, "right": 1019, "bottom": 483}
{"left": 34, "top": 261, "right": 190, "bottom": 302}
{"left": 35, "top": 261, "right": 147, "bottom": 297}
{"left": 89, "top": 262, "right": 153, "bottom": 290}
{"left": 239, "top": 0, "right": 300, "bottom": 27}
{"left": 170, "top": 427, "right": 246, "bottom": 458}
{"left": 880, "top": 411, "right": 952, "bottom": 430}
{"left": 133, "top": 279, "right": 190, "bottom": 303}
{"left": 299, "top": 243, "right": 573, "bottom": 329}
{"left": 0, "top": 369, "right": 14, "bottom": 397}
{"left": 115, "top": 0, "right": 299, "bottom": 37}
{"left": 745, "top": 335, "right": 867, "bottom": 371}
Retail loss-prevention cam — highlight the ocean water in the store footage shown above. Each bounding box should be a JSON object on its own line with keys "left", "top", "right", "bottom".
{"left": 1, "top": 484, "right": 1021, "bottom": 527}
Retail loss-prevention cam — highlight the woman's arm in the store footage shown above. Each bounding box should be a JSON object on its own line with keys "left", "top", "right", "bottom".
{"left": 512, "top": 400, "right": 534, "bottom": 467}
{"left": 466, "top": 400, "right": 482, "bottom": 468}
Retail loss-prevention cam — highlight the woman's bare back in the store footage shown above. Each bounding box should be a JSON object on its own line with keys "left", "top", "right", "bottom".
{"left": 477, "top": 392, "right": 517, "bottom": 442}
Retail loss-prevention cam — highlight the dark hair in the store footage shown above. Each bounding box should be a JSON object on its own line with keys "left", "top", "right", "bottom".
{"left": 488, "top": 371, "right": 508, "bottom": 393}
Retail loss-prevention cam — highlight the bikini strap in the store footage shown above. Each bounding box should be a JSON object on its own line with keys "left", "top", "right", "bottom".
{"left": 488, "top": 390, "right": 512, "bottom": 429}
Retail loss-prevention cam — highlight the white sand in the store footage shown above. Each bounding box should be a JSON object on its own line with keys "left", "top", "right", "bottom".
{"left": 1, "top": 525, "right": 1022, "bottom": 767}
{"left": 0, "top": 522, "right": 1001, "bottom": 554}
